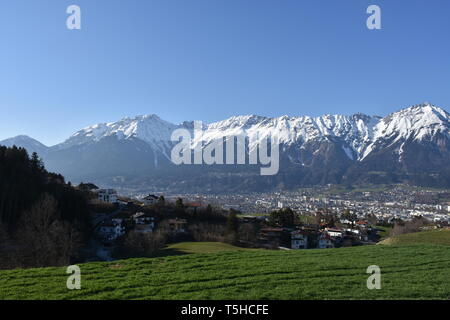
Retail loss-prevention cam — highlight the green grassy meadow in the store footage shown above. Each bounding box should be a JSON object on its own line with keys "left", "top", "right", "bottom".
{"left": 380, "top": 229, "right": 450, "bottom": 246}
{"left": 1, "top": 237, "right": 450, "bottom": 300}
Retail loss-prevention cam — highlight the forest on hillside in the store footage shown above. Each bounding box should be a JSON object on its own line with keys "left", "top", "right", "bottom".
{"left": 0, "top": 146, "right": 91, "bottom": 269}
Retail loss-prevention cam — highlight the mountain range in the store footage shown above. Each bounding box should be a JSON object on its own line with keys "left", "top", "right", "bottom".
{"left": 2, "top": 103, "right": 450, "bottom": 193}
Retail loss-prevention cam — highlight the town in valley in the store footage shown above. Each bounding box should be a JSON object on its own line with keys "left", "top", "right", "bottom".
{"left": 84, "top": 183, "right": 450, "bottom": 261}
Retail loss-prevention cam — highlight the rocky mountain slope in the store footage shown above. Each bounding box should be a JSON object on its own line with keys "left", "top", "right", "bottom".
{"left": 2, "top": 103, "right": 449, "bottom": 192}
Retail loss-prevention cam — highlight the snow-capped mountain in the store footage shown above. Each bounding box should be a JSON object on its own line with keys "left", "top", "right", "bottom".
{"left": 58, "top": 114, "right": 177, "bottom": 151}
{"left": 0, "top": 135, "right": 50, "bottom": 157}
{"left": 2, "top": 103, "right": 450, "bottom": 192}
{"left": 361, "top": 104, "right": 450, "bottom": 158}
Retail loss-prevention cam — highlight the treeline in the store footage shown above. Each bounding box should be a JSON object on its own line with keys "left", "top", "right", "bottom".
{"left": 0, "top": 146, "right": 91, "bottom": 269}
{"left": 390, "top": 216, "right": 429, "bottom": 237}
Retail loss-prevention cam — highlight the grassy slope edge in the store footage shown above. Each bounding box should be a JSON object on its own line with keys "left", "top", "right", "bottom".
{"left": 379, "top": 229, "right": 450, "bottom": 246}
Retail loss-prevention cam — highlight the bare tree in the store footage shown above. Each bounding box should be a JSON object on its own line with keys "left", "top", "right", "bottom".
{"left": 390, "top": 217, "right": 427, "bottom": 237}
{"left": 16, "top": 193, "right": 82, "bottom": 267}
{"left": 123, "top": 228, "right": 169, "bottom": 255}
{"left": 0, "top": 223, "right": 10, "bottom": 269}
{"left": 238, "top": 223, "right": 258, "bottom": 244}
{"left": 188, "top": 222, "right": 225, "bottom": 242}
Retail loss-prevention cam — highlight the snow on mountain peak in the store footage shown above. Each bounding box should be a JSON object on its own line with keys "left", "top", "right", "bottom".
{"left": 359, "top": 103, "right": 450, "bottom": 160}
{"left": 0, "top": 135, "right": 49, "bottom": 156}
{"left": 51, "top": 102, "right": 450, "bottom": 162}
{"left": 374, "top": 103, "right": 449, "bottom": 141}
{"left": 61, "top": 114, "right": 177, "bottom": 150}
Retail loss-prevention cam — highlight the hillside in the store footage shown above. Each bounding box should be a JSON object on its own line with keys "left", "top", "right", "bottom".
{"left": 0, "top": 146, "right": 92, "bottom": 270}
{"left": 380, "top": 229, "right": 450, "bottom": 246}
{"left": 1, "top": 244, "right": 450, "bottom": 300}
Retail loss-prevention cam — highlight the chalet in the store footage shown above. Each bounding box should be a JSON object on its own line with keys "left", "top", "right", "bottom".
{"left": 132, "top": 212, "right": 155, "bottom": 233}
{"left": 97, "top": 189, "right": 118, "bottom": 203}
{"left": 133, "top": 212, "right": 154, "bottom": 225}
{"left": 290, "top": 230, "right": 308, "bottom": 249}
{"left": 142, "top": 194, "right": 159, "bottom": 205}
{"left": 98, "top": 219, "right": 125, "bottom": 242}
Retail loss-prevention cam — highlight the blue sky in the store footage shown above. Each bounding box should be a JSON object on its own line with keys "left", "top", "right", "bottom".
{"left": 1, "top": 0, "right": 450, "bottom": 145}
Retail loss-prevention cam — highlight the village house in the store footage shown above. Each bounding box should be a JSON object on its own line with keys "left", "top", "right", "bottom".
{"left": 290, "top": 230, "right": 308, "bottom": 249}
{"left": 133, "top": 212, "right": 154, "bottom": 225}
{"left": 142, "top": 194, "right": 159, "bottom": 205}
{"left": 317, "top": 233, "right": 334, "bottom": 249}
{"left": 97, "top": 189, "right": 118, "bottom": 203}
{"left": 325, "top": 228, "right": 344, "bottom": 239}
{"left": 132, "top": 212, "right": 155, "bottom": 233}
{"left": 98, "top": 219, "right": 125, "bottom": 242}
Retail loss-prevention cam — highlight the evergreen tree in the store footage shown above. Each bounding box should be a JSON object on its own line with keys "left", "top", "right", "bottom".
{"left": 157, "top": 196, "right": 165, "bottom": 206}
{"left": 30, "top": 152, "right": 44, "bottom": 172}
{"left": 175, "top": 198, "right": 184, "bottom": 209}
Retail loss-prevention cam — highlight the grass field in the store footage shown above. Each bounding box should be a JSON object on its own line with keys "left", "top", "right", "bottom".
{"left": 380, "top": 229, "right": 450, "bottom": 246}
{"left": 2, "top": 240, "right": 450, "bottom": 300}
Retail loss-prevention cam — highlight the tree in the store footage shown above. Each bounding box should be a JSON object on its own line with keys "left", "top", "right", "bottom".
{"left": 225, "top": 211, "right": 239, "bottom": 244}
{"left": 0, "top": 146, "right": 90, "bottom": 269}
{"left": 123, "top": 228, "right": 168, "bottom": 256}
{"left": 16, "top": 193, "right": 82, "bottom": 267}
{"left": 188, "top": 222, "right": 225, "bottom": 242}
{"left": 390, "top": 216, "right": 426, "bottom": 236}
{"left": 175, "top": 198, "right": 184, "bottom": 209}
{"left": 0, "top": 223, "right": 12, "bottom": 269}
{"left": 30, "top": 152, "right": 44, "bottom": 173}
{"left": 268, "top": 208, "right": 295, "bottom": 227}
{"left": 157, "top": 196, "right": 165, "bottom": 206}
{"left": 238, "top": 223, "right": 258, "bottom": 244}
{"left": 367, "top": 214, "right": 378, "bottom": 225}
{"left": 322, "top": 213, "right": 337, "bottom": 227}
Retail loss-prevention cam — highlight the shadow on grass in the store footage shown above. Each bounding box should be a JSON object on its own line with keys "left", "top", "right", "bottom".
{"left": 111, "top": 247, "right": 190, "bottom": 260}
{"left": 149, "top": 248, "right": 190, "bottom": 258}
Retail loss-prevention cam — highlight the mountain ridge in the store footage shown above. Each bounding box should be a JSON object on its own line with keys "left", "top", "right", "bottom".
{"left": 2, "top": 103, "right": 450, "bottom": 192}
